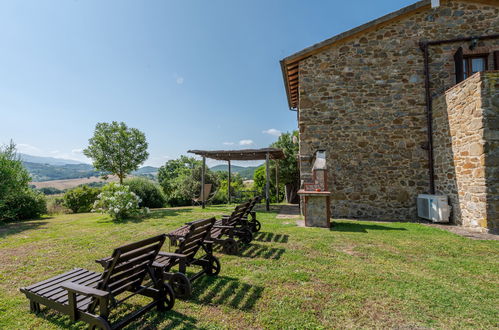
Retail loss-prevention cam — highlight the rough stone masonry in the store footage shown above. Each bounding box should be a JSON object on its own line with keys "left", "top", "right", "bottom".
{"left": 282, "top": 0, "right": 499, "bottom": 232}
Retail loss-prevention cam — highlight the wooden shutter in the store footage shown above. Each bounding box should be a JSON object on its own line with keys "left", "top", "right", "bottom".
{"left": 454, "top": 47, "right": 464, "bottom": 84}
{"left": 494, "top": 51, "right": 499, "bottom": 70}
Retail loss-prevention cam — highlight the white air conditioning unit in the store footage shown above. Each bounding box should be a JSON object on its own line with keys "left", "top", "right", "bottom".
{"left": 417, "top": 194, "right": 450, "bottom": 223}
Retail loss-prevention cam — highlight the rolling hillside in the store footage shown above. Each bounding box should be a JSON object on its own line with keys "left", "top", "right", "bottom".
{"left": 210, "top": 165, "right": 258, "bottom": 180}
{"left": 21, "top": 154, "right": 159, "bottom": 183}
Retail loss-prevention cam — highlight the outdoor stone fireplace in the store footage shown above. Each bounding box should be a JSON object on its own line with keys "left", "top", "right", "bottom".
{"left": 298, "top": 150, "right": 331, "bottom": 228}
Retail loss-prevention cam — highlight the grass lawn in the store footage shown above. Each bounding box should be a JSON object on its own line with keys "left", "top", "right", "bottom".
{"left": 0, "top": 205, "right": 498, "bottom": 329}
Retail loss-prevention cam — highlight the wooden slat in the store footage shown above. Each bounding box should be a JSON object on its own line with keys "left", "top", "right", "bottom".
{"left": 117, "top": 243, "right": 162, "bottom": 264}
{"left": 112, "top": 255, "right": 154, "bottom": 275}
{"left": 35, "top": 271, "right": 97, "bottom": 296}
{"left": 108, "top": 271, "right": 146, "bottom": 290}
{"left": 115, "top": 234, "right": 165, "bottom": 254}
{"left": 24, "top": 268, "right": 86, "bottom": 291}
{"left": 45, "top": 272, "right": 101, "bottom": 299}
{"left": 181, "top": 245, "right": 199, "bottom": 257}
{"left": 53, "top": 274, "right": 102, "bottom": 303}
{"left": 108, "top": 267, "right": 147, "bottom": 287}
{"left": 109, "top": 278, "right": 142, "bottom": 297}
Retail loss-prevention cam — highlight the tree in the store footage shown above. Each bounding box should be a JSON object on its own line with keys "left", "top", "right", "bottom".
{"left": 0, "top": 141, "right": 31, "bottom": 203}
{"left": 270, "top": 131, "right": 300, "bottom": 203}
{"left": 158, "top": 156, "right": 219, "bottom": 206}
{"left": 83, "top": 122, "right": 149, "bottom": 184}
{"left": 0, "top": 141, "right": 46, "bottom": 221}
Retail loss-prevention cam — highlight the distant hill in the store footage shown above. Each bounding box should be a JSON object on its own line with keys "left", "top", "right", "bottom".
{"left": 133, "top": 166, "right": 159, "bottom": 175}
{"left": 21, "top": 154, "right": 160, "bottom": 182}
{"left": 19, "top": 153, "right": 86, "bottom": 165}
{"left": 24, "top": 162, "right": 100, "bottom": 182}
{"left": 210, "top": 165, "right": 258, "bottom": 180}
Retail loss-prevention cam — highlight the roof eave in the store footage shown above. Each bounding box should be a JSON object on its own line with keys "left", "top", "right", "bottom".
{"left": 280, "top": 59, "right": 294, "bottom": 110}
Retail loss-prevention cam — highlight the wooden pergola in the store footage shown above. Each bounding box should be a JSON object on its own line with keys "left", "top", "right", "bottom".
{"left": 188, "top": 148, "right": 285, "bottom": 211}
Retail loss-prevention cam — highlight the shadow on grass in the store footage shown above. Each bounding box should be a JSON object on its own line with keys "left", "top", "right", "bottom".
{"left": 253, "top": 231, "right": 289, "bottom": 243}
{"left": 239, "top": 243, "right": 285, "bottom": 260}
{"left": 330, "top": 222, "right": 407, "bottom": 233}
{"left": 0, "top": 219, "right": 49, "bottom": 239}
{"left": 213, "top": 242, "right": 286, "bottom": 260}
{"left": 190, "top": 275, "right": 264, "bottom": 311}
{"left": 39, "top": 304, "right": 200, "bottom": 330}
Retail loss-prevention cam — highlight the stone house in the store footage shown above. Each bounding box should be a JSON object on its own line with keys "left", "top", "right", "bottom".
{"left": 280, "top": 0, "right": 499, "bottom": 232}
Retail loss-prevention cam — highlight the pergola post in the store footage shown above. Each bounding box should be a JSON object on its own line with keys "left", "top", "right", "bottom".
{"left": 276, "top": 160, "right": 279, "bottom": 203}
{"left": 265, "top": 152, "right": 270, "bottom": 211}
{"left": 228, "top": 160, "right": 231, "bottom": 204}
{"left": 201, "top": 156, "right": 206, "bottom": 209}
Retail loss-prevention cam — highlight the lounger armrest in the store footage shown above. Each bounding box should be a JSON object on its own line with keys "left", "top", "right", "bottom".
{"left": 62, "top": 282, "right": 109, "bottom": 298}
{"left": 152, "top": 261, "right": 165, "bottom": 268}
{"left": 213, "top": 225, "right": 234, "bottom": 229}
{"left": 95, "top": 257, "right": 111, "bottom": 268}
{"left": 158, "top": 251, "right": 188, "bottom": 259}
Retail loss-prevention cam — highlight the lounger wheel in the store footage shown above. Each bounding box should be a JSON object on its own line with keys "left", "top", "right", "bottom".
{"left": 204, "top": 255, "right": 221, "bottom": 276}
{"left": 222, "top": 238, "right": 239, "bottom": 255}
{"left": 169, "top": 272, "right": 192, "bottom": 299}
{"left": 251, "top": 220, "right": 261, "bottom": 233}
{"left": 239, "top": 228, "right": 253, "bottom": 245}
{"left": 162, "top": 283, "right": 176, "bottom": 311}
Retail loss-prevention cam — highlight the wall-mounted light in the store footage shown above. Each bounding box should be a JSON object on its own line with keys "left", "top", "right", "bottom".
{"left": 469, "top": 38, "right": 478, "bottom": 50}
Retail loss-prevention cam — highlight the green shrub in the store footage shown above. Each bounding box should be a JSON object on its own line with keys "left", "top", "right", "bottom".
{"left": 124, "top": 177, "right": 166, "bottom": 208}
{"left": 92, "top": 182, "right": 143, "bottom": 220}
{"left": 63, "top": 185, "right": 100, "bottom": 213}
{"left": 0, "top": 189, "right": 47, "bottom": 221}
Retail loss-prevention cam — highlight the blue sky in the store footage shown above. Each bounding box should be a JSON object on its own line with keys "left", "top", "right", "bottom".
{"left": 0, "top": 0, "right": 415, "bottom": 167}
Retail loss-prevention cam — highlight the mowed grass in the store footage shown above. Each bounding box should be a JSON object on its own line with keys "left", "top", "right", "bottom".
{"left": 0, "top": 205, "right": 498, "bottom": 329}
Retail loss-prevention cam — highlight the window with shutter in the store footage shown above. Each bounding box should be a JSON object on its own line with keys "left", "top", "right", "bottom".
{"left": 494, "top": 51, "right": 499, "bottom": 70}
{"left": 454, "top": 47, "right": 464, "bottom": 84}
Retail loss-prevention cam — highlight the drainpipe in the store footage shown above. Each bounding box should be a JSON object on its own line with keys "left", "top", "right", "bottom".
{"left": 418, "top": 33, "right": 499, "bottom": 195}
{"left": 419, "top": 41, "right": 436, "bottom": 194}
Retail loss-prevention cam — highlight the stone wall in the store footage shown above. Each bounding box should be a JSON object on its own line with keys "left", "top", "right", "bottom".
{"left": 483, "top": 72, "right": 499, "bottom": 233}
{"left": 298, "top": 0, "right": 499, "bottom": 221}
{"left": 433, "top": 72, "right": 499, "bottom": 232}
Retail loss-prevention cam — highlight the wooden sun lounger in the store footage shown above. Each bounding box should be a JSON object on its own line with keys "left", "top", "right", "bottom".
{"left": 209, "top": 202, "right": 253, "bottom": 255}
{"left": 20, "top": 235, "right": 174, "bottom": 330}
{"left": 96, "top": 218, "right": 220, "bottom": 299}
{"left": 222, "top": 196, "right": 263, "bottom": 233}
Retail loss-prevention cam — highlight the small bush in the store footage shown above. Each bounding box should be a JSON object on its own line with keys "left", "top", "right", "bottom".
{"left": 46, "top": 196, "right": 70, "bottom": 215}
{"left": 0, "top": 189, "right": 47, "bottom": 221}
{"left": 92, "top": 183, "right": 144, "bottom": 220}
{"left": 38, "top": 187, "right": 64, "bottom": 195}
{"left": 63, "top": 185, "right": 100, "bottom": 213}
{"left": 124, "top": 177, "right": 166, "bottom": 208}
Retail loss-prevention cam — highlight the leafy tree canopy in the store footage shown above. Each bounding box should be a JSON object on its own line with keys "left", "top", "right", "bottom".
{"left": 83, "top": 121, "right": 149, "bottom": 184}
{"left": 0, "top": 141, "right": 31, "bottom": 201}
{"left": 158, "top": 156, "right": 219, "bottom": 206}
{"left": 270, "top": 131, "right": 299, "bottom": 186}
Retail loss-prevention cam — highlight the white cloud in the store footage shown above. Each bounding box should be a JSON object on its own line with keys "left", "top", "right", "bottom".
{"left": 176, "top": 77, "right": 184, "bottom": 85}
{"left": 71, "top": 148, "right": 83, "bottom": 154}
{"left": 223, "top": 142, "right": 235, "bottom": 146}
{"left": 262, "top": 128, "right": 282, "bottom": 137}
{"left": 239, "top": 139, "right": 254, "bottom": 146}
{"left": 17, "top": 143, "right": 42, "bottom": 154}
